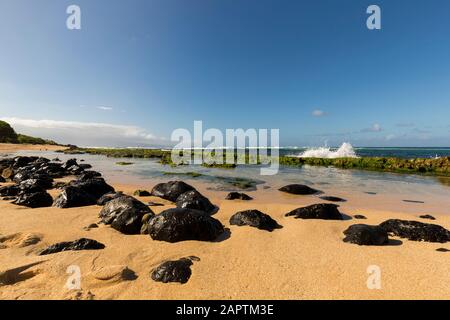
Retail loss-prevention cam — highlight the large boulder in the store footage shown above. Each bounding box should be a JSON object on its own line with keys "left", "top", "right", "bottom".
{"left": 148, "top": 208, "right": 224, "bottom": 243}
{"left": 278, "top": 184, "right": 321, "bottom": 195}
{"left": 150, "top": 181, "right": 195, "bottom": 202}
{"left": 343, "top": 224, "right": 389, "bottom": 246}
{"left": 68, "top": 178, "right": 114, "bottom": 199}
{"left": 39, "top": 238, "right": 105, "bottom": 255}
{"left": 285, "top": 203, "right": 343, "bottom": 220}
{"left": 151, "top": 257, "right": 196, "bottom": 284}
{"left": 13, "top": 191, "right": 53, "bottom": 208}
{"left": 230, "top": 210, "right": 281, "bottom": 232}
{"left": 99, "top": 195, "right": 153, "bottom": 234}
{"left": 175, "top": 190, "right": 217, "bottom": 215}
{"left": 379, "top": 219, "right": 450, "bottom": 243}
{"left": 53, "top": 186, "right": 97, "bottom": 208}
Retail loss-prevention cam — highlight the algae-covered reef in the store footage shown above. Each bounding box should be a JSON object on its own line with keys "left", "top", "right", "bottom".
{"left": 61, "top": 147, "right": 450, "bottom": 177}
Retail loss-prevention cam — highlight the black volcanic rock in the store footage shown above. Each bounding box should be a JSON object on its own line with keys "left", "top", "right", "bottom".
{"left": 151, "top": 257, "right": 196, "bottom": 284}
{"left": 225, "top": 192, "right": 253, "bottom": 201}
{"left": 285, "top": 203, "right": 343, "bottom": 220}
{"left": 354, "top": 215, "right": 367, "bottom": 220}
{"left": 13, "top": 191, "right": 53, "bottom": 208}
{"left": 279, "top": 184, "right": 321, "bottom": 195}
{"left": 97, "top": 191, "right": 124, "bottom": 206}
{"left": 379, "top": 219, "right": 450, "bottom": 243}
{"left": 343, "top": 224, "right": 389, "bottom": 246}
{"left": 147, "top": 208, "right": 224, "bottom": 243}
{"left": 230, "top": 210, "right": 281, "bottom": 232}
{"left": 19, "top": 177, "right": 53, "bottom": 190}
{"left": 0, "top": 185, "right": 20, "bottom": 197}
{"left": 319, "top": 196, "right": 346, "bottom": 202}
{"left": 150, "top": 181, "right": 195, "bottom": 202}
{"left": 53, "top": 186, "right": 97, "bottom": 208}
{"left": 69, "top": 178, "right": 114, "bottom": 199}
{"left": 39, "top": 238, "right": 105, "bottom": 255}
{"left": 99, "top": 195, "right": 153, "bottom": 234}
{"left": 419, "top": 215, "right": 436, "bottom": 221}
{"left": 133, "top": 190, "right": 151, "bottom": 197}
{"left": 175, "top": 190, "right": 217, "bottom": 215}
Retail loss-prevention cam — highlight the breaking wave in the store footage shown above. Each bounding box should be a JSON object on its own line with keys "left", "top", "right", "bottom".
{"left": 298, "top": 142, "right": 358, "bottom": 158}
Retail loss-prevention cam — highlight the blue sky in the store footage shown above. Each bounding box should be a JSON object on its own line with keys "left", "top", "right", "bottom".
{"left": 1, "top": 0, "right": 450, "bottom": 147}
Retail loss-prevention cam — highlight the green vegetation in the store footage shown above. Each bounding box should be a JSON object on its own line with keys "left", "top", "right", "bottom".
{"left": 163, "top": 171, "right": 203, "bottom": 178}
{"left": 62, "top": 147, "right": 450, "bottom": 177}
{"left": 0, "top": 120, "right": 18, "bottom": 143}
{"left": 116, "top": 161, "right": 134, "bottom": 166}
{"left": 0, "top": 120, "right": 58, "bottom": 145}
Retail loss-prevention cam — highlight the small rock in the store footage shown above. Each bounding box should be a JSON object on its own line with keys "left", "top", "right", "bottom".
{"left": 279, "top": 184, "right": 321, "bottom": 195}
{"left": 343, "top": 224, "right": 389, "bottom": 246}
{"left": 148, "top": 201, "right": 164, "bottom": 207}
{"left": 436, "top": 248, "right": 449, "bottom": 252}
{"left": 419, "top": 214, "right": 436, "bottom": 220}
{"left": 151, "top": 257, "right": 195, "bottom": 284}
{"left": 285, "top": 203, "right": 343, "bottom": 220}
{"left": 39, "top": 238, "right": 105, "bottom": 255}
{"left": 319, "top": 196, "right": 346, "bottom": 202}
{"left": 83, "top": 223, "right": 98, "bottom": 231}
{"left": 134, "top": 190, "right": 151, "bottom": 197}
{"left": 354, "top": 215, "right": 367, "bottom": 220}
{"left": 225, "top": 192, "right": 253, "bottom": 200}
{"left": 230, "top": 210, "right": 281, "bottom": 232}
{"left": 92, "top": 265, "right": 136, "bottom": 281}
{"left": 403, "top": 200, "right": 425, "bottom": 204}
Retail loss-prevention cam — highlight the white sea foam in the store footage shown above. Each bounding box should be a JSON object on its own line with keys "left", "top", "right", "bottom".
{"left": 298, "top": 142, "right": 358, "bottom": 158}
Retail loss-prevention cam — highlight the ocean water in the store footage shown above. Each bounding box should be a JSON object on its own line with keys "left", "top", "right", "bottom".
{"left": 2, "top": 150, "right": 449, "bottom": 209}
{"left": 280, "top": 144, "right": 450, "bottom": 159}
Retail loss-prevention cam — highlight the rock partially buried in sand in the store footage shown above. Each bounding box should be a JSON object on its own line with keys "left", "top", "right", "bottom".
{"left": 148, "top": 201, "right": 164, "bottom": 207}
{"left": 285, "top": 204, "right": 343, "bottom": 220}
{"left": 96, "top": 191, "right": 124, "bottom": 206}
{"left": 150, "top": 181, "right": 195, "bottom": 202}
{"left": 354, "top": 215, "right": 367, "bottom": 220}
{"left": 92, "top": 265, "right": 137, "bottom": 281}
{"left": 148, "top": 208, "right": 224, "bottom": 243}
{"left": 0, "top": 185, "right": 20, "bottom": 197}
{"left": 53, "top": 186, "right": 97, "bottom": 208}
{"left": 230, "top": 210, "right": 281, "bottom": 232}
{"left": 343, "top": 224, "right": 389, "bottom": 246}
{"left": 279, "top": 184, "right": 321, "bottom": 195}
{"left": 319, "top": 196, "right": 346, "bottom": 202}
{"left": 133, "top": 190, "right": 151, "bottom": 197}
{"left": 175, "top": 190, "right": 217, "bottom": 215}
{"left": 13, "top": 190, "right": 53, "bottom": 208}
{"left": 379, "top": 219, "right": 450, "bottom": 243}
{"left": 419, "top": 214, "right": 436, "bottom": 220}
{"left": 436, "top": 248, "right": 450, "bottom": 252}
{"left": 151, "top": 257, "right": 198, "bottom": 284}
{"left": 99, "top": 195, "right": 154, "bottom": 235}
{"left": 39, "top": 238, "right": 105, "bottom": 255}
{"left": 225, "top": 192, "right": 253, "bottom": 200}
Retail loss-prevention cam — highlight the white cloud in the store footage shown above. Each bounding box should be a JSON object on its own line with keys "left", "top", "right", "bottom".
{"left": 312, "top": 109, "right": 326, "bottom": 117}
{"left": 361, "top": 123, "right": 382, "bottom": 133}
{"left": 0, "top": 117, "right": 167, "bottom": 147}
{"left": 97, "top": 106, "right": 113, "bottom": 111}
